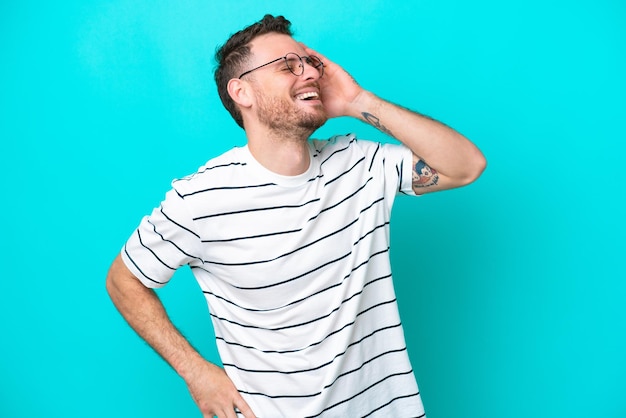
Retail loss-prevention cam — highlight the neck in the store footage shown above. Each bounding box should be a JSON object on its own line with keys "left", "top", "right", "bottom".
{"left": 246, "top": 126, "right": 312, "bottom": 176}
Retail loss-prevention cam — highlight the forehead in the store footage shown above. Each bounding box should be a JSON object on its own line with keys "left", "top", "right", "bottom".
{"left": 249, "top": 33, "right": 305, "bottom": 62}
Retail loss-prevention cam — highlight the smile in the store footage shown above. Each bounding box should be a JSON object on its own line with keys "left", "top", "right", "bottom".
{"left": 295, "top": 91, "right": 320, "bottom": 101}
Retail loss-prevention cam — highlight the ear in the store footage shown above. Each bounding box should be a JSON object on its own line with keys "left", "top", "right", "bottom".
{"left": 227, "top": 78, "right": 253, "bottom": 109}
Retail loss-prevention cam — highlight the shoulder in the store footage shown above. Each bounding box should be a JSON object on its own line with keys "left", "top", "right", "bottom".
{"left": 311, "top": 133, "right": 383, "bottom": 157}
{"left": 171, "top": 146, "right": 247, "bottom": 197}
{"left": 311, "top": 134, "right": 409, "bottom": 162}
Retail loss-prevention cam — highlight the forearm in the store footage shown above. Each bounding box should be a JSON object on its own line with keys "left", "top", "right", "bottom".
{"left": 105, "top": 255, "right": 205, "bottom": 381}
{"left": 106, "top": 255, "right": 256, "bottom": 417}
{"left": 306, "top": 43, "right": 485, "bottom": 188}
{"left": 351, "top": 91, "right": 486, "bottom": 188}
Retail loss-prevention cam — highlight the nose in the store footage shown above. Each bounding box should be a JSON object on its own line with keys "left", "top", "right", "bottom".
{"left": 301, "top": 59, "right": 321, "bottom": 80}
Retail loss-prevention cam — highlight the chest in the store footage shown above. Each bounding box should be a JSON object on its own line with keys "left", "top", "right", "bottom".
{"left": 189, "top": 168, "right": 389, "bottom": 291}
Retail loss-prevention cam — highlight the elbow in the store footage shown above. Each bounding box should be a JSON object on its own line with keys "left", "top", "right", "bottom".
{"left": 472, "top": 152, "right": 487, "bottom": 181}
{"left": 459, "top": 151, "right": 487, "bottom": 186}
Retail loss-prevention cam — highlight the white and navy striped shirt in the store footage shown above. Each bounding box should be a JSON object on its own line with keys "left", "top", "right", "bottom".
{"left": 122, "top": 134, "right": 426, "bottom": 417}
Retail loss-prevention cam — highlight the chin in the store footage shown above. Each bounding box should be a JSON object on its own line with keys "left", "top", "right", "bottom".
{"left": 304, "top": 106, "right": 328, "bottom": 127}
{"left": 299, "top": 114, "right": 327, "bottom": 131}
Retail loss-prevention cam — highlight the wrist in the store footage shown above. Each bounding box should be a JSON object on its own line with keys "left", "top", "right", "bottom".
{"left": 182, "top": 358, "right": 224, "bottom": 389}
{"left": 351, "top": 90, "right": 379, "bottom": 119}
{"left": 172, "top": 347, "right": 209, "bottom": 382}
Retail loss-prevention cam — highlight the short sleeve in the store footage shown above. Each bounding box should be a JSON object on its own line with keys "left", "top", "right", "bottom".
{"left": 121, "top": 188, "right": 202, "bottom": 288}
{"left": 379, "top": 141, "right": 417, "bottom": 197}
{"left": 348, "top": 136, "right": 417, "bottom": 214}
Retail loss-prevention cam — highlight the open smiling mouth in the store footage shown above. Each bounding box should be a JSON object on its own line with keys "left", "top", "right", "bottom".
{"left": 296, "top": 92, "right": 320, "bottom": 101}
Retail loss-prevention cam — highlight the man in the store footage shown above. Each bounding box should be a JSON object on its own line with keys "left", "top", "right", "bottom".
{"left": 106, "top": 14, "right": 486, "bottom": 418}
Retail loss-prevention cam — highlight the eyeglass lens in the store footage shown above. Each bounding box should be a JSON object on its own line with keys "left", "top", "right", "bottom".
{"left": 285, "top": 53, "right": 324, "bottom": 77}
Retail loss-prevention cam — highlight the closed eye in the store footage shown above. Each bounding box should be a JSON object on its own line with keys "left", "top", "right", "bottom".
{"left": 304, "top": 56, "right": 322, "bottom": 68}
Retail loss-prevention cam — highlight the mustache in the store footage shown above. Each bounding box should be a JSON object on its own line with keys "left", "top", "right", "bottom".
{"left": 299, "top": 82, "right": 321, "bottom": 91}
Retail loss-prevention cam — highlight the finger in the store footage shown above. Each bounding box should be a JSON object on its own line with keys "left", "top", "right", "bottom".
{"left": 300, "top": 43, "right": 328, "bottom": 62}
{"left": 299, "top": 42, "right": 314, "bottom": 53}
{"left": 234, "top": 397, "right": 257, "bottom": 418}
{"left": 217, "top": 405, "right": 238, "bottom": 418}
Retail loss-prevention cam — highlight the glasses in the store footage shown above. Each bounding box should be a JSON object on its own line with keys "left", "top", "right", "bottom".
{"left": 238, "top": 52, "right": 324, "bottom": 79}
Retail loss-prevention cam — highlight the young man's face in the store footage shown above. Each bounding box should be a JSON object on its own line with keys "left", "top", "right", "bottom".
{"left": 244, "top": 33, "right": 327, "bottom": 133}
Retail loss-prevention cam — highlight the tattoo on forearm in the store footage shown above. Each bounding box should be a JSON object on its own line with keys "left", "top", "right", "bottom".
{"left": 361, "top": 112, "right": 393, "bottom": 137}
{"left": 412, "top": 157, "right": 439, "bottom": 189}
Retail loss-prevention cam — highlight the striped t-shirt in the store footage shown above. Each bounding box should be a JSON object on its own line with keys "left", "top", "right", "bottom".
{"left": 121, "top": 134, "right": 426, "bottom": 417}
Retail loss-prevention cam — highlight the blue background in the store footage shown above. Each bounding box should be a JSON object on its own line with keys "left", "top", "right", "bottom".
{"left": 1, "top": 1, "right": 624, "bottom": 417}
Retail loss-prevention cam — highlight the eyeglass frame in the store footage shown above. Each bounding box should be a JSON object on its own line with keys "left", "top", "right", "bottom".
{"left": 238, "top": 52, "right": 324, "bottom": 79}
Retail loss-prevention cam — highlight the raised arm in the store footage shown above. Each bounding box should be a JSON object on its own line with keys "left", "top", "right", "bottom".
{"left": 305, "top": 45, "right": 486, "bottom": 194}
{"left": 105, "top": 255, "right": 256, "bottom": 418}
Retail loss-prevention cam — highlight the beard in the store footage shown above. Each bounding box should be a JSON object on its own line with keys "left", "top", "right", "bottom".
{"left": 254, "top": 89, "right": 328, "bottom": 136}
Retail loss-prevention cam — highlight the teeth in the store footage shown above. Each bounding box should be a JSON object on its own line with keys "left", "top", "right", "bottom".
{"left": 296, "top": 91, "right": 319, "bottom": 100}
